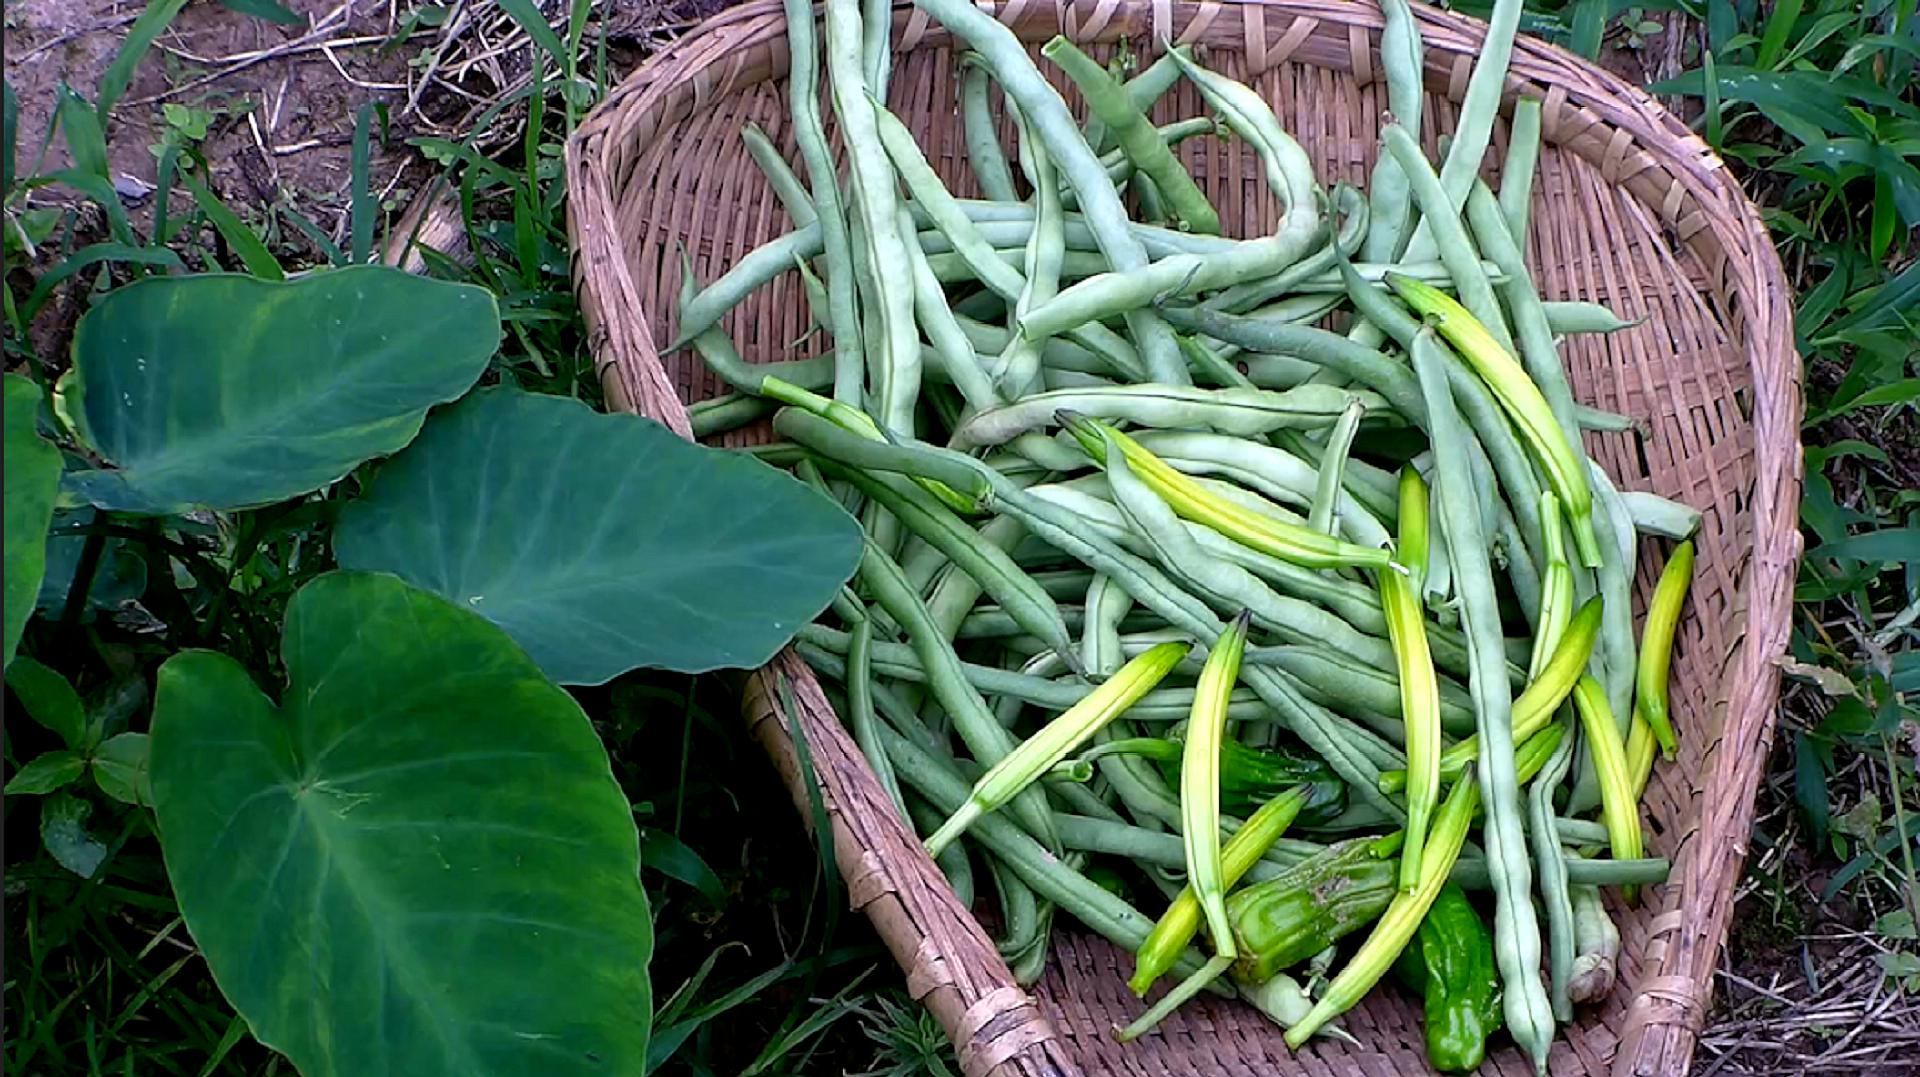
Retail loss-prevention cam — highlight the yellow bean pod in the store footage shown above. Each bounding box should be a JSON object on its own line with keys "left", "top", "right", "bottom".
{"left": 1387, "top": 273, "right": 1603, "bottom": 568}
{"left": 1377, "top": 597, "right": 1602, "bottom": 793}
{"left": 1060, "top": 412, "right": 1403, "bottom": 573}
{"left": 925, "top": 640, "right": 1190, "bottom": 856}
{"left": 1182, "top": 610, "right": 1254, "bottom": 959}
{"left": 1129, "top": 785, "right": 1310, "bottom": 996}
{"left": 1635, "top": 540, "right": 1694, "bottom": 760}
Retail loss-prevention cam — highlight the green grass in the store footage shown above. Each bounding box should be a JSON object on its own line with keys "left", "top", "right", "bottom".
{"left": 3, "top": 1, "right": 1914, "bottom": 1073}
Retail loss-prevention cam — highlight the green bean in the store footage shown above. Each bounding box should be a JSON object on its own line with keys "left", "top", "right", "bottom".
{"left": 845, "top": 609, "right": 908, "bottom": 817}
{"left": 915, "top": 0, "right": 1187, "bottom": 383}
{"left": 1543, "top": 300, "right": 1642, "bottom": 336}
{"left": 1529, "top": 718, "right": 1579, "bottom": 1022}
{"left": 1589, "top": 461, "right": 1642, "bottom": 731}
{"left": 1499, "top": 97, "right": 1543, "bottom": 245}
{"left": 740, "top": 123, "right": 816, "bottom": 227}
{"left": 861, "top": 0, "right": 891, "bottom": 95}
{"left": 1466, "top": 181, "right": 1582, "bottom": 448}
{"left": 1205, "top": 184, "right": 1369, "bottom": 313}
{"left": 1309, "top": 400, "right": 1367, "bottom": 535}
{"left": 1567, "top": 879, "right": 1621, "bottom": 1003}
{"left": 938, "top": 446, "right": 1406, "bottom": 812}
{"left": 825, "top": 0, "right": 920, "bottom": 432}
{"left": 958, "top": 57, "right": 1017, "bottom": 202}
{"left": 1160, "top": 307, "right": 1426, "bottom": 421}
{"left": 1410, "top": 326, "right": 1554, "bottom": 1069}
{"left": 917, "top": 202, "right": 1242, "bottom": 257}
{"left": 1620, "top": 490, "right": 1702, "bottom": 540}
{"left": 877, "top": 107, "right": 1023, "bottom": 297}
{"left": 995, "top": 101, "right": 1064, "bottom": 397}
{"left": 1083, "top": 573, "right": 1134, "bottom": 679}
{"left": 778, "top": 0, "right": 863, "bottom": 402}
{"left": 1010, "top": 48, "right": 1324, "bottom": 343}
{"left": 1047, "top": 476, "right": 1400, "bottom": 674}
{"left": 1134, "top": 430, "right": 1399, "bottom": 537}
{"left": 882, "top": 724, "right": 1214, "bottom": 979}
{"left": 1400, "top": 0, "right": 1522, "bottom": 262}
{"left": 1381, "top": 125, "right": 1517, "bottom": 357}
{"left": 1044, "top": 37, "right": 1219, "bottom": 234}
{"left": 984, "top": 851, "right": 1043, "bottom": 960}
{"left": 1340, "top": 260, "right": 1551, "bottom": 573}
{"left": 897, "top": 211, "right": 1003, "bottom": 412}
{"left": 1362, "top": 0, "right": 1424, "bottom": 261}
{"left": 1077, "top": 44, "right": 1130, "bottom": 158}
{"left": 1087, "top": 117, "right": 1220, "bottom": 194}
{"left": 1027, "top": 482, "right": 1392, "bottom": 634}
{"left": 1125, "top": 46, "right": 1189, "bottom": 113}
{"left": 906, "top": 795, "right": 975, "bottom": 907}
{"left": 1102, "top": 448, "right": 1408, "bottom": 797}
{"left": 855, "top": 534, "right": 1057, "bottom": 848}
{"left": 772, "top": 407, "right": 991, "bottom": 505}
{"left": 690, "top": 391, "right": 777, "bottom": 436}
{"left": 951, "top": 383, "right": 1387, "bottom": 449}
{"left": 1576, "top": 404, "right": 1637, "bottom": 432}
{"left": 672, "top": 225, "right": 824, "bottom": 347}
{"left": 795, "top": 626, "right": 1266, "bottom": 722}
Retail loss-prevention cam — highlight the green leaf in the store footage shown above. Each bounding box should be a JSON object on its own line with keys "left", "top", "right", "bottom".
{"left": 6, "top": 750, "right": 86, "bottom": 794}
{"left": 5, "top": 656, "right": 88, "bottom": 749}
{"left": 1754, "top": 0, "right": 1802, "bottom": 70}
{"left": 91, "top": 731, "right": 151, "bottom": 805}
{"left": 59, "top": 267, "right": 499, "bottom": 514}
{"left": 4, "top": 79, "right": 19, "bottom": 192}
{"left": 97, "top": 0, "right": 190, "bottom": 120}
{"left": 181, "top": 170, "right": 282, "bottom": 279}
{"left": 56, "top": 88, "right": 109, "bottom": 179}
{"left": 1825, "top": 259, "right": 1920, "bottom": 337}
{"left": 151, "top": 571, "right": 652, "bottom": 1076}
{"left": 4, "top": 375, "right": 61, "bottom": 667}
{"left": 498, "top": 0, "right": 570, "bottom": 67}
{"left": 1794, "top": 731, "right": 1831, "bottom": 852}
{"left": 334, "top": 388, "right": 861, "bottom": 684}
{"left": 1875, "top": 908, "right": 1917, "bottom": 940}
{"left": 216, "top": 0, "right": 303, "bottom": 25}
{"left": 1811, "top": 528, "right": 1920, "bottom": 565}
{"left": 638, "top": 826, "right": 727, "bottom": 907}
{"left": 41, "top": 792, "right": 108, "bottom": 878}
{"left": 1651, "top": 66, "right": 1865, "bottom": 141}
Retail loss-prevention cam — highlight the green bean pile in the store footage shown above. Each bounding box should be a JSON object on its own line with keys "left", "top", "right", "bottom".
{"left": 679, "top": 0, "right": 1701, "bottom": 1068}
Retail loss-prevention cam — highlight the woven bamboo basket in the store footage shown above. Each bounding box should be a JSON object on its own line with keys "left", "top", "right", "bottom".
{"left": 566, "top": 2, "right": 1802, "bottom": 1073}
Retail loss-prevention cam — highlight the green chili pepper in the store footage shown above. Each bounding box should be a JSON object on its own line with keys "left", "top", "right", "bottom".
{"left": 1392, "top": 882, "right": 1503, "bottom": 1072}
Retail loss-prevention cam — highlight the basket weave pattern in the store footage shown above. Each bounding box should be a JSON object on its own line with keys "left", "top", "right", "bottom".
{"left": 566, "top": 3, "right": 1802, "bottom": 1073}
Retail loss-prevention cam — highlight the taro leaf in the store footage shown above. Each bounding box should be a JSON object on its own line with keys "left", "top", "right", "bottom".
{"left": 334, "top": 388, "right": 861, "bottom": 684}
{"left": 41, "top": 793, "right": 108, "bottom": 878}
{"left": 60, "top": 267, "right": 499, "bottom": 515}
{"left": 92, "top": 732, "right": 150, "bottom": 805}
{"left": 4, "top": 375, "right": 61, "bottom": 667}
{"left": 151, "top": 571, "right": 652, "bottom": 1075}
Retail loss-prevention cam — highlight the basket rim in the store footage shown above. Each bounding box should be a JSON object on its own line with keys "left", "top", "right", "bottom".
{"left": 564, "top": 4, "right": 1804, "bottom": 1075}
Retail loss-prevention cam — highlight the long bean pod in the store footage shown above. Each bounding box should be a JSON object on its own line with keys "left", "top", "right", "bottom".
{"left": 1410, "top": 326, "right": 1555, "bottom": 1068}
{"left": 913, "top": 0, "right": 1187, "bottom": 382}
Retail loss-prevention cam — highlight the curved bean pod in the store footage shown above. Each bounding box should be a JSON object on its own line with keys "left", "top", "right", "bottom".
{"left": 914, "top": 0, "right": 1187, "bottom": 382}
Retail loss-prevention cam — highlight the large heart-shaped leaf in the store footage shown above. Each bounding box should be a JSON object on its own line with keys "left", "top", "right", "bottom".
{"left": 59, "top": 266, "right": 499, "bottom": 514}
{"left": 151, "top": 571, "right": 651, "bottom": 1076}
{"left": 4, "top": 374, "right": 61, "bottom": 667}
{"left": 334, "top": 388, "right": 861, "bottom": 684}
